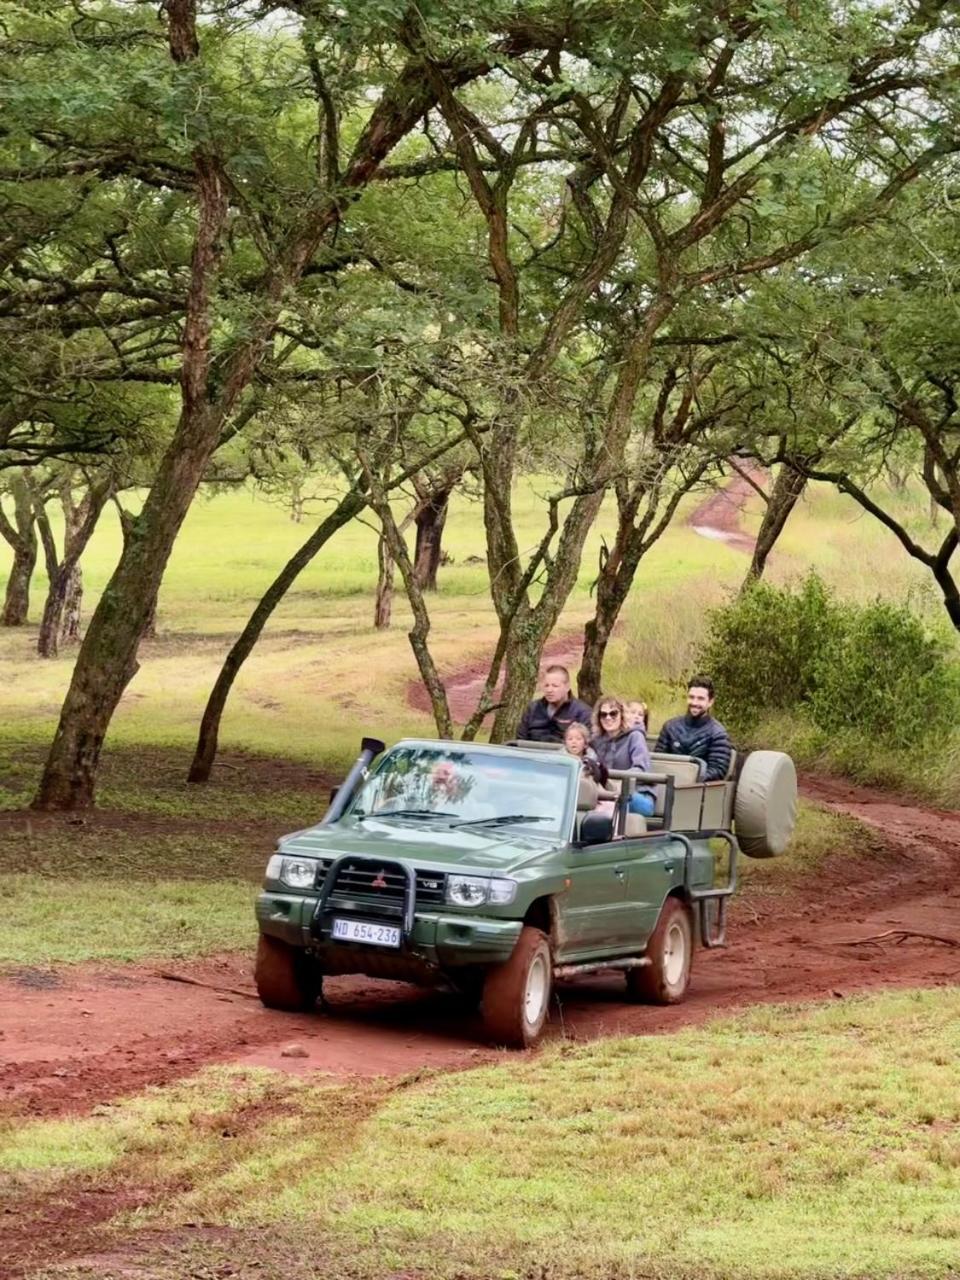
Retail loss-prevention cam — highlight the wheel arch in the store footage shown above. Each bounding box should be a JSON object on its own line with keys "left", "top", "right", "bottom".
{"left": 523, "top": 895, "right": 559, "bottom": 949}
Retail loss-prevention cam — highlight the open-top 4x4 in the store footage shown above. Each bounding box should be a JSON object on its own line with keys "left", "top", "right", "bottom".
{"left": 255, "top": 736, "right": 796, "bottom": 1047}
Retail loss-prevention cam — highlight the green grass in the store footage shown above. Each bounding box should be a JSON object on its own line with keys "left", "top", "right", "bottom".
{"left": 0, "top": 876, "right": 257, "bottom": 965}
{"left": 0, "top": 740, "right": 328, "bottom": 967}
{"left": 5, "top": 989, "right": 960, "bottom": 1280}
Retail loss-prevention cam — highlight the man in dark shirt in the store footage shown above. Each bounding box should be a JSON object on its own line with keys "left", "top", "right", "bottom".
{"left": 516, "top": 664, "right": 592, "bottom": 743}
{"left": 655, "top": 675, "right": 732, "bottom": 781}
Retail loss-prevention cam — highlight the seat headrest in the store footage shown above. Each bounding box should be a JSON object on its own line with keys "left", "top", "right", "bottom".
{"left": 577, "top": 775, "right": 600, "bottom": 811}
{"left": 579, "top": 812, "right": 613, "bottom": 845}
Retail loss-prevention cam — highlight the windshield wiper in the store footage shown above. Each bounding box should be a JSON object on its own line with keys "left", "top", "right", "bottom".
{"left": 355, "top": 808, "right": 457, "bottom": 822}
{"left": 453, "top": 814, "right": 552, "bottom": 829}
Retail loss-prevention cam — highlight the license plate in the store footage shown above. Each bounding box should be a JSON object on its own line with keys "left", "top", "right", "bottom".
{"left": 332, "top": 917, "right": 401, "bottom": 948}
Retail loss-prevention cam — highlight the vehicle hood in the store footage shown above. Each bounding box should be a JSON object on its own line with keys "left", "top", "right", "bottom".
{"left": 277, "top": 817, "right": 561, "bottom": 872}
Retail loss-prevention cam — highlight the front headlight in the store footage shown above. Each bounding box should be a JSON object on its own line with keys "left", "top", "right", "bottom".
{"left": 446, "top": 876, "right": 517, "bottom": 907}
{"left": 272, "top": 855, "right": 319, "bottom": 890}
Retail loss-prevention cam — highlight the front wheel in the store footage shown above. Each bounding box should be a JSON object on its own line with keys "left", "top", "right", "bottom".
{"left": 254, "top": 935, "right": 322, "bottom": 1011}
{"left": 481, "top": 926, "right": 552, "bottom": 1048}
{"left": 626, "top": 898, "right": 693, "bottom": 1005}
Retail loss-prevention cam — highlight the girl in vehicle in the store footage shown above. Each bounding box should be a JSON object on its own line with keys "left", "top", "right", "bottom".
{"left": 562, "top": 720, "right": 608, "bottom": 787}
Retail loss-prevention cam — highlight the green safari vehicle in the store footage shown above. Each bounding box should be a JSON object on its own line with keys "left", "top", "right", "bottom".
{"left": 255, "top": 735, "right": 797, "bottom": 1047}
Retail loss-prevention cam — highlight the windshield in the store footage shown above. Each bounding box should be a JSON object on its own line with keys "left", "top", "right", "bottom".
{"left": 349, "top": 745, "right": 571, "bottom": 837}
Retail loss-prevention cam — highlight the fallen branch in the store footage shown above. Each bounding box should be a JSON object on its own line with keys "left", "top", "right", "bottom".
{"left": 836, "top": 929, "right": 960, "bottom": 948}
{"left": 155, "top": 970, "right": 259, "bottom": 999}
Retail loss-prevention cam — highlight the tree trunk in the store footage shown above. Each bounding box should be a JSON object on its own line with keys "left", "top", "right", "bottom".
{"left": 188, "top": 488, "right": 366, "bottom": 782}
{"left": 33, "top": 89, "right": 230, "bottom": 807}
{"left": 36, "top": 481, "right": 111, "bottom": 659}
{"left": 60, "top": 565, "right": 83, "bottom": 642}
{"left": 37, "top": 566, "right": 72, "bottom": 658}
{"left": 578, "top": 463, "right": 710, "bottom": 707}
{"left": 143, "top": 593, "right": 158, "bottom": 640}
{"left": 374, "top": 531, "right": 395, "bottom": 629}
{"left": 413, "top": 486, "right": 451, "bottom": 590}
{"left": 488, "top": 606, "right": 551, "bottom": 743}
{"left": 742, "top": 461, "right": 806, "bottom": 587}
{"left": 1, "top": 544, "right": 35, "bottom": 626}
{"left": 0, "top": 474, "right": 37, "bottom": 626}
{"left": 578, "top": 559, "right": 635, "bottom": 709}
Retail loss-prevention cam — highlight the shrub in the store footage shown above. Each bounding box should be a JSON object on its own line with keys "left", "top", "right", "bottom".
{"left": 698, "top": 573, "right": 841, "bottom": 733}
{"left": 810, "top": 600, "right": 960, "bottom": 749}
{"left": 698, "top": 574, "right": 960, "bottom": 751}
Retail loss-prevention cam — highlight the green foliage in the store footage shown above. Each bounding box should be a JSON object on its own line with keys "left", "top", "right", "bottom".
{"left": 811, "top": 600, "right": 960, "bottom": 750}
{"left": 700, "top": 574, "right": 960, "bottom": 749}
{"left": 699, "top": 573, "right": 842, "bottom": 732}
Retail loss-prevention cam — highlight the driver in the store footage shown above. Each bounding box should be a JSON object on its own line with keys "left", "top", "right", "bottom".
{"left": 429, "top": 760, "right": 464, "bottom": 803}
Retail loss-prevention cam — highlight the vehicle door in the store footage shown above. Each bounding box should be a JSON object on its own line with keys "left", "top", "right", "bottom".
{"left": 622, "top": 835, "right": 684, "bottom": 947}
{"left": 555, "top": 838, "right": 633, "bottom": 960}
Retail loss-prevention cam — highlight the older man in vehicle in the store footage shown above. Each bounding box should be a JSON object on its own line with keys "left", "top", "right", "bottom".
{"left": 516, "top": 664, "right": 592, "bottom": 743}
{"left": 655, "top": 675, "right": 732, "bottom": 782}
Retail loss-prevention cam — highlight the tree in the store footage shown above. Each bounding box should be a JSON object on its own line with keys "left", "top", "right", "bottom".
{"left": 0, "top": 472, "right": 38, "bottom": 625}
{"left": 33, "top": 469, "right": 114, "bottom": 657}
{"left": 741, "top": 458, "right": 808, "bottom": 588}
{"left": 30, "top": 0, "right": 569, "bottom": 808}
{"left": 753, "top": 186, "right": 960, "bottom": 629}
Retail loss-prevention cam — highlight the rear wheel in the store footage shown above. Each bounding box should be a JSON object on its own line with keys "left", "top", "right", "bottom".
{"left": 254, "top": 935, "right": 322, "bottom": 1011}
{"left": 626, "top": 898, "right": 693, "bottom": 1005}
{"left": 482, "top": 926, "right": 552, "bottom": 1048}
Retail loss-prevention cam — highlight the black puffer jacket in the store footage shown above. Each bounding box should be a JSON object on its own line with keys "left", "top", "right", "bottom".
{"left": 654, "top": 714, "right": 732, "bottom": 782}
{"left": 516, "top": 696, "right": 592, "bottom": 743}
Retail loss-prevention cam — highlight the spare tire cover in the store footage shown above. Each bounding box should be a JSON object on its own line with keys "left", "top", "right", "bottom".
{"left": 734, "top": 750, "right": 797, "bottom": 858}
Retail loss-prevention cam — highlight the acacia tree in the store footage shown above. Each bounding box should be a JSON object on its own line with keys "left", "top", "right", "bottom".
{"left": 379, "top": 1, "right": 959, "bottom": 733}
{"left": 766, "top": 189, "right": 960, "bottom": 628}
{"left": 22, "top": 0, "right": 585, "bottom": 809}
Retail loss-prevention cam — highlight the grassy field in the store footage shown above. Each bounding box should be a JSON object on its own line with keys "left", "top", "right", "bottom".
{"left": 4, "top": 988, "right": 959, "bottom": 1280}
{"left": 0, "top": 475, "right": 946, "bottom": 774}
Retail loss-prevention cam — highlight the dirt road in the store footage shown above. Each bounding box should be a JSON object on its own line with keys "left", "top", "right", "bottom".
{"left": 2, "top": 770, "right": 958, "bottom": 1120}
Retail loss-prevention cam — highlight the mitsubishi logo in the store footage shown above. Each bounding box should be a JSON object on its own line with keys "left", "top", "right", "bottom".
{"left": 371, "top": 870, "right": 388, "bottom": 890}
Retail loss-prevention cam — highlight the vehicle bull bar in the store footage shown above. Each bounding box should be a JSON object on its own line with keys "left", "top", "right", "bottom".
{"left": 312, "top": 853, "right": 417, "bottom": 942}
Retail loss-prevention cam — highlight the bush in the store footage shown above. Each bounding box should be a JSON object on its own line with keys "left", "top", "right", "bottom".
{"left": 698, "top": 573, "right": 842, "bottom": 733}
{"left": 698, "top": 574, "right": 960, "bottom": 749}
{"left": 810, "top": 600, "right": 960, "bottom": 749}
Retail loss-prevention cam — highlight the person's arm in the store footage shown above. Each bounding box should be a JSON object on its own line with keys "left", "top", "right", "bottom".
{"left": 629, "top": 730, "right": 651, "bottom": 771}
{"left": 703, "top": 723, "right": 732, "bottom": 781}
{"left": 573, "top": 700, "right": 593, "bottom": 728}
{"left": 654, "top": 721, "right": 670, "bottom": 754}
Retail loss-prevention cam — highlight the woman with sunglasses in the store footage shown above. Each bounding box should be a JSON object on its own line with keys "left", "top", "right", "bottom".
{"left": 591, "top": 695, "right": 656, "bottom": 818}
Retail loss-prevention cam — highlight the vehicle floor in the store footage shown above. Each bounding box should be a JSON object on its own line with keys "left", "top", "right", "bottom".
{"left": 2, "top": 771, "right": 958, "bottom": 1122}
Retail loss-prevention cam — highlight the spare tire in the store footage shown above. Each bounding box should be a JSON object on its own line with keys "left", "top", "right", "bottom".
{"left": 733, "top": 750, "right": 797, "bottom": 858}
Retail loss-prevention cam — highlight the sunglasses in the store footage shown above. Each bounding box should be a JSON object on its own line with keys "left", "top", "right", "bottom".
{"left": 599, "top": 709, "right": 620, "bottom": 719}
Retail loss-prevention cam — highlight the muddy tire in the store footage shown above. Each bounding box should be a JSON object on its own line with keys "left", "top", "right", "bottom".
{"left": 481, "top": 926, "right": 552, "bottom": 1048}
{"left": 254, "top": 935, "right": 322, "bottom": 1012}
{"left": 626, "top": 898, "right": 693, "bottom": 1005}
{"left": 734, "top": 750, "right": 798, "bottom": 858}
